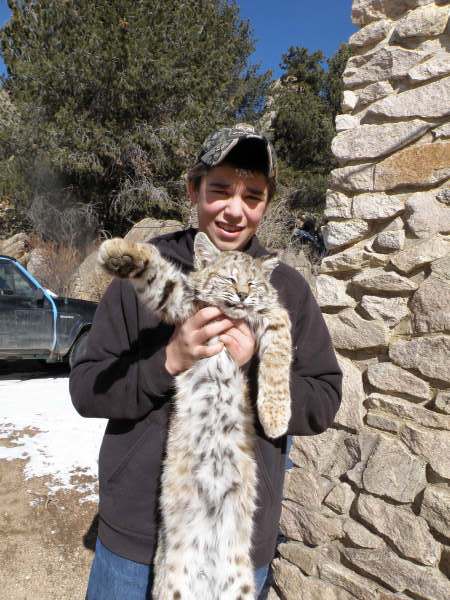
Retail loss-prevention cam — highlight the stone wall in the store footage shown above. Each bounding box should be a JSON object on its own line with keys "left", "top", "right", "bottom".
{"left": 270, "top": 2, "right": 450, "bottom": 599}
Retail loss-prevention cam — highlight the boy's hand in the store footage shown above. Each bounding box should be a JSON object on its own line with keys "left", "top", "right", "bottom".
{"left": 165, "top": 308, "right": 257, "bottom": 375}
{"left": 165, "top": 307, "right": 233, "bottom": 375}
{"left": 219, "top": 320, "right": 256, "bottom": 367}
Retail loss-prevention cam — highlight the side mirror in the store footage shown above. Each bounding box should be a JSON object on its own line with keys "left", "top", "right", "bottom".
{"left": 34, "top": 288, "right": 45, "bottom": 304}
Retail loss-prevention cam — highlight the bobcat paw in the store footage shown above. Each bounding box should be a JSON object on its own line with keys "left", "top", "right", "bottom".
{"left": 98, "top": 238, "right": 153, "bottom": 278}
{"left": 258, "top": 400, "right": 291, "bottom": 439}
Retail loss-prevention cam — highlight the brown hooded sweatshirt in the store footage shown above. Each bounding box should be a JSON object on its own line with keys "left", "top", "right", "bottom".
{"left": 69, "top": 228, "right": 342, "bottom": 568}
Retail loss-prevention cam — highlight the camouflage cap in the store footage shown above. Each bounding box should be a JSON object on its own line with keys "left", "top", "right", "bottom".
{"left": 197, "top": 123, "right": 277, "bottom": 179}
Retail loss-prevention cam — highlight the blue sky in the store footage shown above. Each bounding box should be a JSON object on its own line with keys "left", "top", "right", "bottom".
{"left": 238, "top": 0, "right": 356, "bottom": 76}
{"left": 0, "top": 0, "right": 356, "bottom": 79}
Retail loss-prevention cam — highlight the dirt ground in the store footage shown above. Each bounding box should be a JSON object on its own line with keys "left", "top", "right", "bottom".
{"left": 0, "top": 449, "right": 97, "bottom": 600}
{"left": 0, "top": 361, "right": 98, "bottom": 600}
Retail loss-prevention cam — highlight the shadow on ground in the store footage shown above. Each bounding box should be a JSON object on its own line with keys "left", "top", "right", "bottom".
{"left": 83, "top": 513, "right": 99, "bottom": 551}
{"left": 0, "top": 359, "right": 70, "bottom": 380}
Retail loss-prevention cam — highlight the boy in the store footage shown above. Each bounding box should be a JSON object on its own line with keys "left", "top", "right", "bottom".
{"left": 70, "top": 123, "right": 342, "bottom": 599}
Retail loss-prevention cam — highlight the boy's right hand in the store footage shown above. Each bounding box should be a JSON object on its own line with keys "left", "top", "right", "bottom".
{"left": 165, "top": 307, "right": 233, "bottom": 375}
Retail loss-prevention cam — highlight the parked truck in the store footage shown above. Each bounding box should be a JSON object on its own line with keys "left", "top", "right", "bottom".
{"left": 0, "top": 254, "right": 97, "bottom": 367}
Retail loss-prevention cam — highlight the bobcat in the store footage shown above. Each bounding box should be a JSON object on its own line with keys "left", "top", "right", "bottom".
{"left": 98, "top": 231, "right": 292, "bottom": 600}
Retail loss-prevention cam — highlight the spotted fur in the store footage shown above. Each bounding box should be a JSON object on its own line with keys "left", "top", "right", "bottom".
{"left": 98, "top": 232, "right": 292, "bottom": 599}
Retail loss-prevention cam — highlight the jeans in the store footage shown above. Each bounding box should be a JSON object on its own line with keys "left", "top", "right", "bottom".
{"left": 286, "top": 435, "right": 294, "bottom": 470}
{"left": 87, "top": 538, "right": 270, "bottom": 599}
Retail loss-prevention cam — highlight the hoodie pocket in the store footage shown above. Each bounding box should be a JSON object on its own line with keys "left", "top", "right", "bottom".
{"left": 99, "top": 419, "right": 165, "bottom": 535}
{"left": 107, "top": 423, "right": 161, "bottom": 484}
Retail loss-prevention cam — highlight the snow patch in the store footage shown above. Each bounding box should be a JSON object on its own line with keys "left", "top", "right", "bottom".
{"left": 0, "top": 376, "right": 105, "bottom": 502}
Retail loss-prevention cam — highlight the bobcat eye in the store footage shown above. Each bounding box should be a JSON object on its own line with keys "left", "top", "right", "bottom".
{"left": 222, "top": 276, "right": 236, "bottom": 284}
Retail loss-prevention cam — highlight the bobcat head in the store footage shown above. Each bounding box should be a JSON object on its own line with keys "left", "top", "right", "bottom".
{"left": 191, "top": 232, "right": 278, "bottom": 319}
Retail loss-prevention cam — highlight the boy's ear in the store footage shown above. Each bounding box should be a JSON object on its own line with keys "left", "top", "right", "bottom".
{"left": 260, "top": 254, "right": 279, "bottom": 277}
{"left": 194, "top": 232, "right": 220, "bottom": 269}
{"left": 187, "top": 180, "right": 198, "bottom": 205}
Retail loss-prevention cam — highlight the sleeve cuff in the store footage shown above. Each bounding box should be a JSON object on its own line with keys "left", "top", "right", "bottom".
{"left": 139, "top": 344, "right": 176, "bottom": 400}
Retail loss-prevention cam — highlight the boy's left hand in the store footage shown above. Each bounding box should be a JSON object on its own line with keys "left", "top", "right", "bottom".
{"left": 219, "top": 320, "right": 256, "bottom": 367}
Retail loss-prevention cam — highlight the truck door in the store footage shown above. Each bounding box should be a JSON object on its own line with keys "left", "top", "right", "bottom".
{"left": 0, "top": 260, "right": 53, "bottom": 353}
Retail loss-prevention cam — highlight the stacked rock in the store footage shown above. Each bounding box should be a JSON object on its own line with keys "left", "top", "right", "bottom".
{"left": 270, "top": 2, "right": 450, "bottom": 599}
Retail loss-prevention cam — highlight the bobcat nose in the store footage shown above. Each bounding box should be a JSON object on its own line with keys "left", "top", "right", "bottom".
{"left": 237, "top": 291, "right": 247, "bottom": 301}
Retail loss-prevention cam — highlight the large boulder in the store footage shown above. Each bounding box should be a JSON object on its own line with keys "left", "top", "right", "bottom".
{"left": 66, "top": 248, "right": 112, "bottom": 302}
{"left": 0, "top": 232, "right": 31, "bottom": 264}
{"left": 67, "top": 219, "right": 183, "bottom": 301}
{"left": 124, "top": 218, "right": 182, "bottom": 243}
{"left": 26, "top": 247, "right": 57, "bottom": 291}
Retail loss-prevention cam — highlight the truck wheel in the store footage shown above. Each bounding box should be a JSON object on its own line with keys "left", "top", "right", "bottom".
{"left": 69, "top": 331, "right": 89, "bottom": 369}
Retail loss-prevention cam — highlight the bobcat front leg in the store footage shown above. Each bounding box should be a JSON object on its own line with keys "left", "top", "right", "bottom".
{"left": 256, "top": 307, "right": 292, "bottom": 438}
{"left": 98, "top": 238, "right": 194, "bottom": 324}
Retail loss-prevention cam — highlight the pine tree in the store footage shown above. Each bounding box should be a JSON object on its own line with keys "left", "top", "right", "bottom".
{"left": 0, "top": 86, "right": 29, "bottom": 218}
{"left": 324, "top": 43, "right": 353, "bottom": 120}
{"left": 0, "top": 0, "right": 270, "bottom": 237}
{"left": 272, "top": 48, "right": 334, "bottom": 172}
{"left": 279, "top": 47, "right": 325, "bottom": 96}
{"left": 269, "top": 44, "right": 350, "bottom": 220}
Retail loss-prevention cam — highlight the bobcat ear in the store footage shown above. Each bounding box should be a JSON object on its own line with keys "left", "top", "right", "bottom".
{"left": 194, "top": 232, "right": 220, "bottom": 269}
{"left": 261, "top": 254, "right": 279, "bottom": 277}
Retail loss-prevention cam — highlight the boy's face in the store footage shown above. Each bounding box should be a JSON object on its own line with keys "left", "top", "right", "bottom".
{"left": 189, "top": 163, "right": 269, "bottom": 251}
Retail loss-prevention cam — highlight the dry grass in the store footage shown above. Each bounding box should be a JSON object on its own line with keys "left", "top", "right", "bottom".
{"left": 257, "top": 195, "right": 295, "bottom": 252}
{"left": 258, "top": 196, "right": 322, "bottom": 275}
{"left": 27, "top": 236, "right": 96, "bottom": 297}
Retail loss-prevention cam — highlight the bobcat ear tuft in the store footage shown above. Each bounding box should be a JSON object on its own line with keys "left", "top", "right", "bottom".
{"left": 194, "top": 232, "right": 220, "bottom": 269}
{"left": 261, "top": 254, "right": 279, "bottom": 276}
